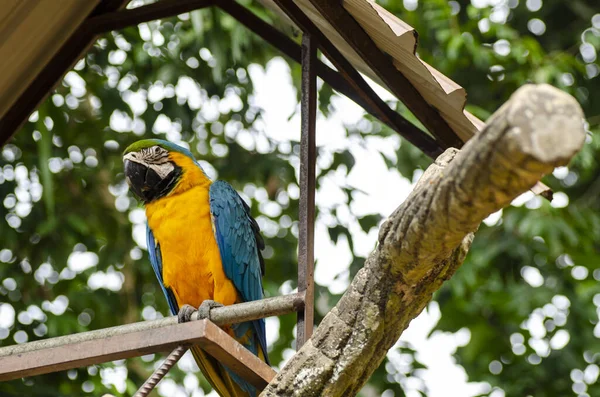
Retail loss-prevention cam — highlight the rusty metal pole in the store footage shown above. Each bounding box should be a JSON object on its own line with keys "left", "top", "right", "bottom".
{"left": 297, "top": 33, "right": 317, "bottom": 350}
{"left": 135, "top": 345, "right": 189, "bottom": 397}
{"left": 0, "top": 294, "right": 301, "bottom": 382}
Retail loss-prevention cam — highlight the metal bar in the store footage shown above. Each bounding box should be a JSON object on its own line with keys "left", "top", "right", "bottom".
{"left": 296, "top": 33, "right": 317, "bottom": 350}
{"left": 0, "top": 0, "right": 130, "bottom": 147}
{"left": 207, "top": 292, "right": 304, "bottom": 325}
{"left": 0, "top": 319, "right": 275, "bottom": 388}
{"left": 200, "top": 319, "right": 275, "bottom": 388}
{"left": 0, "top": 320, "right": 201, "bottom": 382}
{"left": 306, "top": 0, "right": 463, "bottom": 149}
{"left": 0, "top": 293, "right": 302, "bottom": 357}
{"left": 87, "top": 0, "right": 215, "bottom": 34}
{"left": 271, "top": 0, "right": 443, "bottom": 158}
{"left": 135, "top": 345, "right": 188, "bottom": 397}
{"left": 217, "top": 0, "right": 442, "bottom": 158}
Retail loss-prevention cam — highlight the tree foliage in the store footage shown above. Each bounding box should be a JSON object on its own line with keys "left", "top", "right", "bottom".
{"left": 0, "top": 0, "right": 598, "bottom": 396}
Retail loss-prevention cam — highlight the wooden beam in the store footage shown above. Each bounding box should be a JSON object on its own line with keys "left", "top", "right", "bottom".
{"left": 87, "top": 0, "right": 215, "bottom": 34}
{"left": 0, "top": 0, "right": 100, "bottom": 120}
{"left": 273, "top": 0, "right": 444, "bottom": 157}
{"left": 218, "top": 0, "right": 442, "bottom": 158}
{"left": 305, "top": 0, "right": 463, "bottom": 149}
{"left": 0, "top": 0, "right": 129, "bottom": 146}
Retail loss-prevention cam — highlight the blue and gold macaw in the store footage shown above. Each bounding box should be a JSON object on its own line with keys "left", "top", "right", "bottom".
{"left": 122, "top": 139, "right": 269, "bottom": 397}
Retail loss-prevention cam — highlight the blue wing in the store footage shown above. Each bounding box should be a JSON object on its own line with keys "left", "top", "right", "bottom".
{"left": 146, "top": 226, "right": 179, "bottom": 316}
{"left": 148, "top": 225, "right": 256, "bottom": 397}
{"left": 209, "top": 180, "right": 269, "bottom": 366}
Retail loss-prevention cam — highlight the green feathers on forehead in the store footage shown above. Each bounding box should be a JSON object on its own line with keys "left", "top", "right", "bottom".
{"left": 123, "top": 139, "right": 195, "bottom": 159}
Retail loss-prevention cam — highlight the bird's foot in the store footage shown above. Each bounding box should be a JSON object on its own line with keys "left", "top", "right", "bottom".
{"left": 177, "top": 304, "right": 197, "bottom": 323}
{"left": 198, "top": 300, "right": 224, "bottom": 320}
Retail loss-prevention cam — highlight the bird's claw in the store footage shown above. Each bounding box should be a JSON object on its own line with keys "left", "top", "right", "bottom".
{"left": 177, "top": 301, "right": 223, "bottom": 323}
{"left": 198, "top": 300, "right": 224, "bottom": 320}
{"left": 177, "top": 304, "right": 197, "bottom": 323}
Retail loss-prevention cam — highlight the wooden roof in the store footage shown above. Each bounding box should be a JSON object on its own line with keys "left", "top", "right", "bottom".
{"left": 0, "top": 0, "right": 549, "bottom": 199}
{"left": 0, "top": 0, "right": 484, "bottom": 143}
{"left": 0, "top": 0, "right": 129, "bottom": 142}
{"left": 260, "top": 0, "right": 486, "bottom": 142}
{"left": 0, "top": 0, "right": 100, "bottom": 121}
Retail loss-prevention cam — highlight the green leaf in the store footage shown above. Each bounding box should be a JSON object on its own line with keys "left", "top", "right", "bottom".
{"left": 358, "top": 214, "right": 382, "bottom": 233}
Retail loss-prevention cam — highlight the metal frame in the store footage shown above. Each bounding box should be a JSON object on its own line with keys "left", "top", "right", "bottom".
{"left": 1, "top": 319, "right": 276, "bottom": 388}
{"left": 0, "top": 294, "right": 301, "bottom": 383}
{"left": 296, "top": 33, "right": 317, "bottom": 349}
{"left": 0, "top": 0, "right": 468, "bottom": 394}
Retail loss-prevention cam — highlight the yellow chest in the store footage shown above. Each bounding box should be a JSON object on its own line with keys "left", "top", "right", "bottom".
{"left": 145, "top": 185, "right": 239, "bottom": 307}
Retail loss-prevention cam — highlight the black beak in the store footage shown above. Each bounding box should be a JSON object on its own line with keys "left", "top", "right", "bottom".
{"left": 124, "top": 159, "right": 151, "bottom": 201}
{"left": 124, "top": 159, "right": 181, "bottom": 203}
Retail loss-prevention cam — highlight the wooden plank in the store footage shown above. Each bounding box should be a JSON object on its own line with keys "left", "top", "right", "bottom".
{"left": 257, "top": 0, "right": 553, "bottom": 197}
{"left": 342, "top": 0, "right": 478, "bottom": 142}
{"left": 294, "top": 0, "right": 370, "bottom": 78}
{"left": 306, "top": 0, "right": 463, "bottom": 148}
{"left": 343, "top": 0, "right": 417, "bottom": 53}
{"left": 0, "top": 0, "right": 100, "bottom": 120}
{"left": 0, "top": 0, "right": 23, "bottom": 33}
{"left": 0, "top": 0, "right": 129, "bottom": 146}
{"left": 273, "top": 0, "right": 443, "bottom": 157}
{"left": 219, "top": 0, "right": 442, "bottom": 157}
{"left": 257, "top": 1, "right": 478, "bottom": 144}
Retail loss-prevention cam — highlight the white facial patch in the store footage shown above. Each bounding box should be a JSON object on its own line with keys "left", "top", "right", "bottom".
{"left": 124, "top": 145, "right": 175, "bottom": 179}
{"left": 148, "top": 162, "right": 175, "bottom": 178}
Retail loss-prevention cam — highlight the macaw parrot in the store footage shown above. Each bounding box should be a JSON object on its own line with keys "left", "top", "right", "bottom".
{"left": 122, "top": 139, "right": 269, "bottom": 397}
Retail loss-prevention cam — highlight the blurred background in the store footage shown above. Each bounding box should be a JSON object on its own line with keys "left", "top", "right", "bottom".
{"left": 0, "top": 0, "right": 599, "bottom": 396}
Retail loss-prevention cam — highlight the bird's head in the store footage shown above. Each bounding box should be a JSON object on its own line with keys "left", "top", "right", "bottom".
{"left": 123, "top": 139, "right": 206, "bottom": 203}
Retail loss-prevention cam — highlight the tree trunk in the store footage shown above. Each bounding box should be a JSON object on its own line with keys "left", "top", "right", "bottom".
{"left": 261, "top": 84, "right": 586, "bottom": 396}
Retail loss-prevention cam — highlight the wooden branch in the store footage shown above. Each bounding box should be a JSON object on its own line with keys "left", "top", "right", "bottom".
{"left": 261, "top": 84, "right": 585, "bottom": 396}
